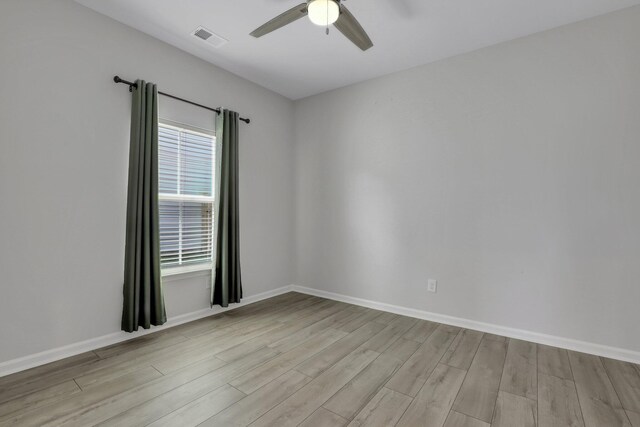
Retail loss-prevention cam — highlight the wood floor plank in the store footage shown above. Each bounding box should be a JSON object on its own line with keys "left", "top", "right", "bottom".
{"left": 403, "top": 319, "right": 439, "bottom": 343}
{"left": 230, "top": 328, "right": 346, "bottom": 394}
{"left": 75, "top": 338, "right": 215, "bottom": 388}
{"left": 568, "top": 351, "right": 631, "bottom": 427}
{"left": 251, "top": 348, "right": 379, "bottom": 426}
{"left": 184, "top": 309, "right": 292, "bottom": 345}
{"left": 235, "top": 291, "right": 305, "bottom": 310}
{"left": 266, "top": 292, "right": 319, "bottom": 308}
{"left": 93, "top": 329, "right": 189, "bottom": 359}
{"left": 225, "top": 292, "right": 309, "bottom": 317}
{"left": 0, "top": 351, "right": 98, "bottom": 393}
{"left": 382, "top": 337, "right": 422, "bottom": 363}
{"left": 214, "top": 301, "right": 343, "bottom": 363}
{"left": 603, "top": 358, "right": 640, "bottom": 413}
{"left": 538, "top": 344, "right": 574, "bottom": 381}
{"left": 184, "top": 313, "right": 285, "bottom": 346}
{"left": 171, "top": 313, "right": 237, "bottom": 338}
{"left": 627, "top": 411, "right": 640, "bottom": 427}
{"left": 267, "top": 306, "right": 353, "bottom": 354}
{"left": 483, "top": 333, "right": 507, "bottom": 342}
{"left": 74, "top": 320, "right": 250, "bottom": 385}
{"left": 179, "top": 312, "right": 266, "bottom": 339}
{"left": 323, "top": 354, "right": 402, "bottom": 420}
{"left": 152, "top": 354, "right": 227, "bottom": 378}
{"left": 272, "top": 298, "right": 336, "bottom": 324}
{"left": 148, "top": 322, "right": 280, "bottom": 376}
{"left": 500, "top": 338, "right": 537, "bottom": 400}
{"left": 360, "top": 316, "right": 419, "bottom": 353}
{"left": 181, "top": 295, "right": 323, "bottom": 339}
{"left": 296, "top": 322, "right": 385, "bottom": 378}
{"left": 71, "top": 310, "right": 280, "bottom": 390}
{"left": 299, "top": 408, "right": 348, "bottom": 427}
{"left": 385, "top": 324, "right": 459, "bottom": 397}
{"left": 0, "top": 352, "right": 101, "bottom": 405}
{"left": 538, "top": 372, "right": 584, "bottom": 427}
{"left": 336, "top": 310, "right": 385, "bottom": 333}
{"left": 74, "top": 327, "right": 232, "bottom": 387}
{"left": 146, "top": 384, "right": 245, "bottom": 427}
{"left": 347, "top": 387, "right": 412, "bottom": 427}
{"left": 346, "top": 304, "right": 369, "bottom": 313}
{"left": 0, "top": 380, "right": 81, "bottom": 422}
{"left": 232, "top": 292, "right": 315, "bottom": 314}
{"left": 333, "top": 311, "right": 371, "bottom": 331}
{"left": 13, "top": 348, "right": 261, "bottom": 427}
{"left": 443, "top": 411, "right": 490, "bottom": 427}
{"left": 213, "top": 325, "right": 294, "bottom": 363}
{"left": 452, "top": 337, "right": 507, "bottom": 423}
{"left": 441, "top": 329, "right": 483, "bottom": 371}
{"left": 165, "top": 303, "right": 295, "bottom": 339}
{"left": 0, "top": 366, "right": 163, "bottom": 426}
{"left": 396, "top": 363, "right": 467, "bottom": 427}
{"left": 491, "top": 391, "right": 536, "bottom": 427}
{"left": 199, "top": 371, "right": 312, "bottom": 427}
{"left": 209, "top": 299, "right": 303, "bottom": 330}
{"left": 94, "top": 348, "right": 277, "bottom": 427}
{"left": 373, "top": 312, "right": 400, "bottom": 325}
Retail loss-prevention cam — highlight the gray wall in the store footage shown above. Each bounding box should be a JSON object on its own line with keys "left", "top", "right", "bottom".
{"left": 0, "top": 0, "right": 295, "bottom": 363}
{"left": 294, "top": 7, "right": 640, "bottom": 352}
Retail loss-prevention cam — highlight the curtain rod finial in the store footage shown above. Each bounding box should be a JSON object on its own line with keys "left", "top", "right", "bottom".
{"left": 113, "top": 75, "right": 122, "bottom": 83}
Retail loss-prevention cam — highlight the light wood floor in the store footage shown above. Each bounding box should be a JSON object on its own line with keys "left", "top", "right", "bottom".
{"left": 1, "top": 292, "right": 639, "bottom": 426}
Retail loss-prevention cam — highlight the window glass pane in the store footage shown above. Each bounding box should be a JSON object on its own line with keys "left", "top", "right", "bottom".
{"left": 159, "top": 126, "right": 179, "bottom": 194}
{"left": 159, "top": 200, "right": 180, "bottom": 266}
{"left": 180, "top": 201, "right": 213, "bottom": 264}
{"left": 159, "top": 200, "right": 213, "bottom": 267}
{"left": 181, "top": 132, "right": 213, "bottom": 196}
{"left": 158, "top": 122, "right": 215, "bottom": 269}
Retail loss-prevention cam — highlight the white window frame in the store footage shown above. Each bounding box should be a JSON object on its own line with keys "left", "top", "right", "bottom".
{"left": 158, "top": 119, "right": 216, "bottom": 277}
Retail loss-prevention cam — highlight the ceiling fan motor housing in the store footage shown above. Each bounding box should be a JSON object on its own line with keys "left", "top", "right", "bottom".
{"left": 308, "top": 0, "right": 341, "bottom": 26}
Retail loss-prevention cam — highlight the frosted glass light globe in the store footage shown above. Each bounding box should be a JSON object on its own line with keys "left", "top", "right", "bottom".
{"left": 308, "top": 0, "right": 340, "bottom": 26}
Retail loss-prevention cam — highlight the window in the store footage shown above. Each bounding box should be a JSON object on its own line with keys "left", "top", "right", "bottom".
{"left": 158, "top": 121, "right": 215, "bottom": 272}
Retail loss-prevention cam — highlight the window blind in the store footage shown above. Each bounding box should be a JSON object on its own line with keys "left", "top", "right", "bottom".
{"left": 158, "top": 123, "right": 215, "bottom": 269}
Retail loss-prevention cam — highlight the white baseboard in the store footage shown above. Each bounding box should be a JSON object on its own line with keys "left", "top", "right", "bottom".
{"left": 291, "top": 285, "right": 640, "bottom": 364}
{"left": 0, "top": 285, "right": 294, "bottom": 378}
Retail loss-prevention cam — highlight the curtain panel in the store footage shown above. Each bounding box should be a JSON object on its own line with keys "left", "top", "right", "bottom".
{"left": 211, "top": 109, "right": 243, "bottom": 307}
{"left": 121, "top": 80, "right": 167, "bottom": 332}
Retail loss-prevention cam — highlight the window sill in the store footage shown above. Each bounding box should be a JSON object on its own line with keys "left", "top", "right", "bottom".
{"left": 162, "top": 264, "right": 211, "bottom": 281}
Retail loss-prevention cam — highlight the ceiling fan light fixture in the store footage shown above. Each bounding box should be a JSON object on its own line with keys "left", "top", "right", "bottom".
{"left": 308, "top": 0, "right": 340, "bottom": 26}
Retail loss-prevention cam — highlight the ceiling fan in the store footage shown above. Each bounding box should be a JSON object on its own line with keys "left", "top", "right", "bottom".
{"left": 250, "top": 0, "right": 373, "bottom": 51}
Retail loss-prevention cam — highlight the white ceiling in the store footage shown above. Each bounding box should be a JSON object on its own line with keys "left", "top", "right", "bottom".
{"left": 76, "top": 0, "right": 639, "bottom": 100}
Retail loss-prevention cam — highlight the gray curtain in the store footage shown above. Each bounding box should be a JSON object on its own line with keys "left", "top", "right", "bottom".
{"left": 211, "top": 109, "right": 243, "bottom": 307}
{"left": 121, "top": 80, "right": 166, "bottom": 332}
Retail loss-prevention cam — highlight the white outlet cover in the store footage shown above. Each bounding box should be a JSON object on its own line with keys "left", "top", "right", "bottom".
{"left": 427, "top": 279, "right": 437, "bottom": 293}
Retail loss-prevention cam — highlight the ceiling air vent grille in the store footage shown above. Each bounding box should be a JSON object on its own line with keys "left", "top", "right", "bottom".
{"left": 194, "top": 28, "right": 213, "bottom": 40}
{"left": 192, "top": 26, "right": 228, "bottom": 48}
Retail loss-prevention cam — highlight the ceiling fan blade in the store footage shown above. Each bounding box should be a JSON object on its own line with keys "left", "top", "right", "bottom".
{"left": 333, "top": 4, "right": 373, "bottom": 51}
{"left": 250, "top": 3, "right": 308, "bottom": 38}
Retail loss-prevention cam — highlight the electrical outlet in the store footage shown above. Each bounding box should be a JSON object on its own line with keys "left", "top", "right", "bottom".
{"left": 427, "top": 279, "right": 437, "bottom": 293}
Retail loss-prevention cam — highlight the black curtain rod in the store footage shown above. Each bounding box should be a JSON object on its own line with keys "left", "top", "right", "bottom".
{"left": 113, "top": 76, "right": 250, "bottom": 124}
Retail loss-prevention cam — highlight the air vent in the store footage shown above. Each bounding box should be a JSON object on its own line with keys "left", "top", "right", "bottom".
{"left": 194, "top": 27, "right": 213, "bottom": 40}
{"left": 192, "top": 26, "right": 228, "bottom": 48}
